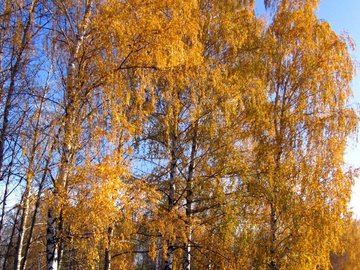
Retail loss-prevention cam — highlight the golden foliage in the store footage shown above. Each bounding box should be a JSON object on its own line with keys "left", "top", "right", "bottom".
{"left": 1, "top": 0, "right": 358, "bottom": 269}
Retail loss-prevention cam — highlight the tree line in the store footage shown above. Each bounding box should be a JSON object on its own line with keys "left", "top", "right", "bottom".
{"left": 0, "top": 0, "right": 359, "bottom": 269}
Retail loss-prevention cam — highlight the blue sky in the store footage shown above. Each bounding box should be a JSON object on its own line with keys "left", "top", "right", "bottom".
{"left": 255, "top": 0, "right": 360, "bottom": 218}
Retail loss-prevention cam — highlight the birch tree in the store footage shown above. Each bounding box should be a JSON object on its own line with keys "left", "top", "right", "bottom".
{"left": 243, "top": 1, "right": 358, "bottom": 269}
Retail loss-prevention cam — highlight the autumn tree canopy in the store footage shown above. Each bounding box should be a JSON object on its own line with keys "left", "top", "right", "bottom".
{"left": 0, "top": 0, "right": 358, "bottom": 269}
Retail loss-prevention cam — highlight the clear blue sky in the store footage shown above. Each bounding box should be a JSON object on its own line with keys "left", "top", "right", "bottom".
{"left": 255, "top": 0, "right": 360, "bottom": 218}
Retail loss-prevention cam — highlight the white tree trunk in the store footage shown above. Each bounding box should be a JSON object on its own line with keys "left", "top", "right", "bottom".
{"left": 183, "top": 122, "right": 197, "bottom": 270}
{"left": 46, "top": 208, "right": 59, "bottom": 270}
{"left": 164, "top": 126, "right": 177, "bottom": 270}
{"left": 45, "top": 3, "right": 93, "bottom": 269}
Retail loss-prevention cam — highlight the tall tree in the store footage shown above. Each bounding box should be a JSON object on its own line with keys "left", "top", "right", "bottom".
{"left": 242, "top": 1, "right": 358, "bottom": 269}
{"left": 44, "top": 0, "right": 203, "bottom": 269}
